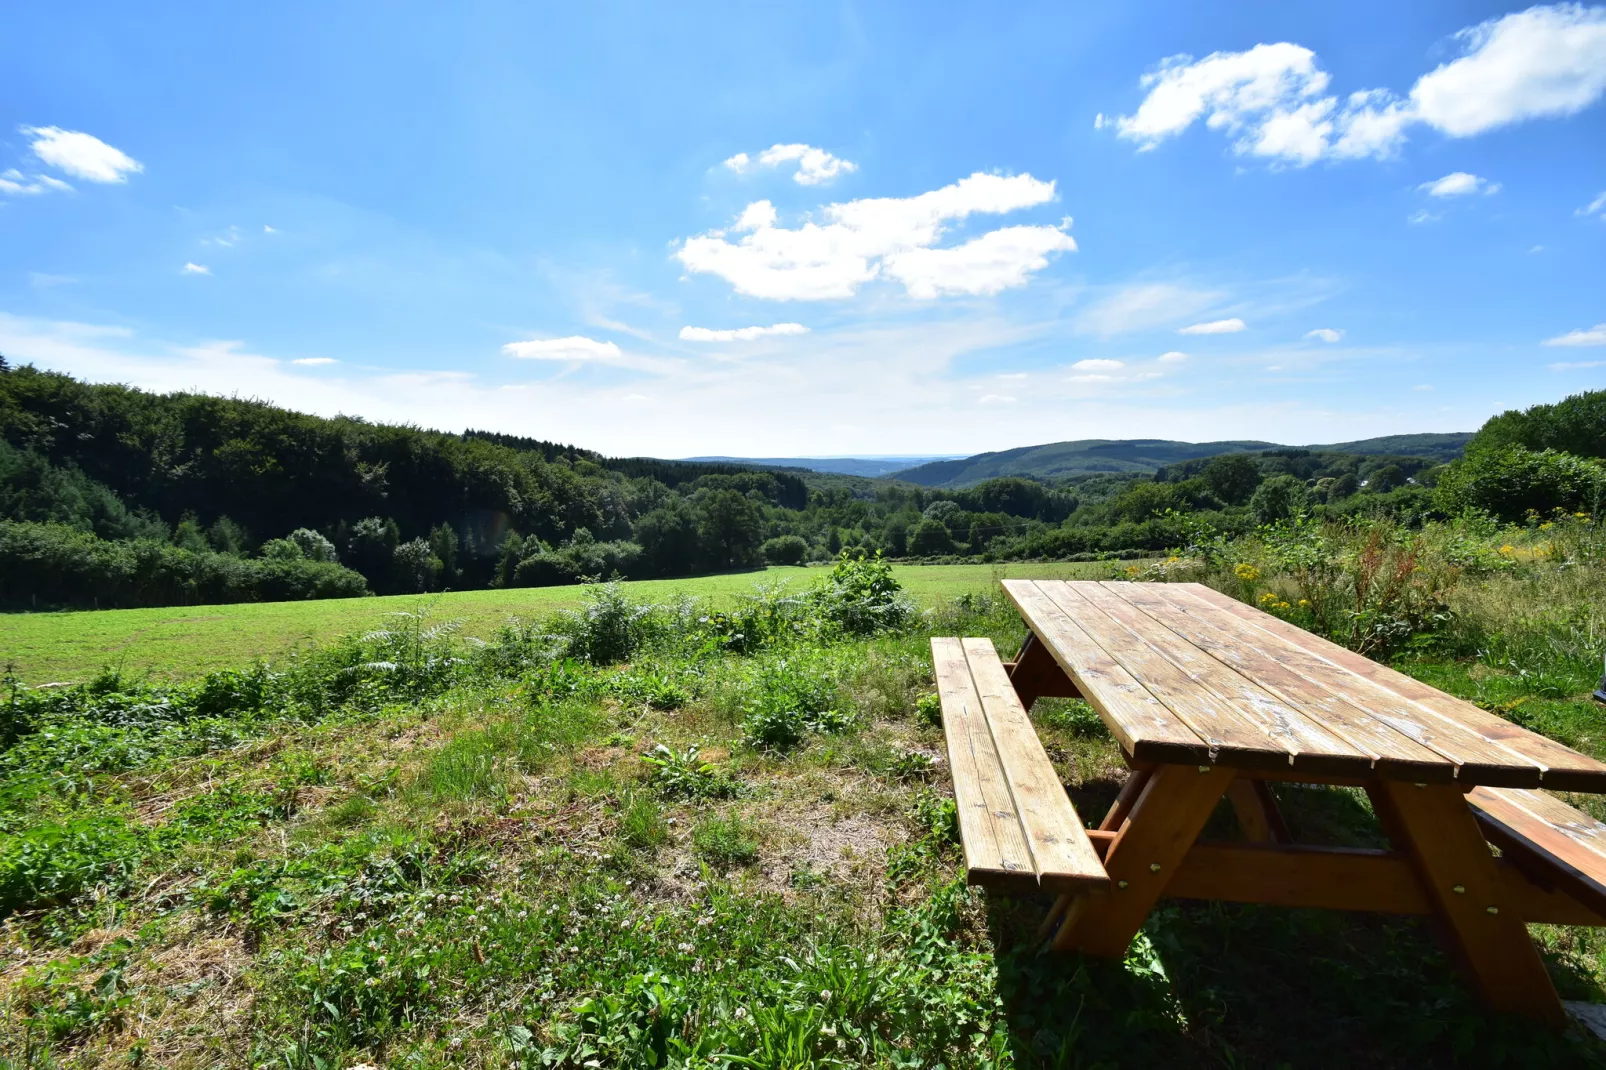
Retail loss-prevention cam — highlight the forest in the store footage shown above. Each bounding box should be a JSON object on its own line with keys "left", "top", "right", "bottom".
{"left": 3, "top": 357, "right": 1603, "bottom": 610}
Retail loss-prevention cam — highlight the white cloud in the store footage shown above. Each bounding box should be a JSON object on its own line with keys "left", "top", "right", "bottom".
{"left": 997, "top": 372, "right": 1029, "bottom": 380}
{"left": 1579, "top": 191, "right": 1606, "bottom": 219}
{"left": 291, "top": 357, "right": 337, "bottom": 366}
{"left": 1419, "top": 172, "right": 1500, "bottom": 197}
{"left": 1157, "top": 351, "right": 1188, "bottom": 363}
{"left": 1410, "top": 4, "right": 1606, "bottom": 136}
{"left": 1094, "top": 113, "right": 1106, "bottom": 130}
{"left": 264, "top": 224, "right": 278, "bottom": 234}
{"left": 0, "top": 168, "right": 72, "bottom": 195}
{"left": 181, "top": 262, "right": 211, "bottom": 276}
{"left": 1112, "top": 5, "right": 1606, "bottom": 166}
{"left": 978, "top": 393, "right": 1016, "bottom": 404}
{"left": 1543, "top": 323, "right": 1606, "bottom": 347}
{"left": 679, "top": 323, "right": 809, "bottom": 342}
{"left": 502, "top": 335, "right": 621, "bottom": 360}
{"left": 1305, "top": 327, "right": 1344, "bottom": 342}
{"left": 1179, "top": 317, "right": 1246, "bottom": 335}
{"left": 1412, "top": 383, "right": 1434, "bottom": 391}
{"left": 1072, "top": 358, "right": 1126, "bottom": 371}
{"left": 1552, "top": 359, "right": 1606, "bottom": 370}
{"left": 21, "top": 126, "right": 142, "bottom": 183}
{"left": 1407, "top": 209, "right": 1441, "bottom": 225}
{"left": 1067, "top": 373, "right": 1118, "bottom": 383}
{"left": 881, "top": 224, "right": 1076, "bottom": 299}
{"left": 724, "top": 143, "right": 857, "bottom": 185}
{"left": 677, "top": 171, "right": 1070, "bottom": 300}
{"left": 1076, "top": 283, "right": 1223, "bottom": 336}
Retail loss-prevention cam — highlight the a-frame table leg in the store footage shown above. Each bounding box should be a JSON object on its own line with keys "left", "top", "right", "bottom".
{"left": 1372, "top": 780, "right": 1565, "bottom": 1026}
{"left": 1053, "top": 763, "right": 1235, "bottom": 955}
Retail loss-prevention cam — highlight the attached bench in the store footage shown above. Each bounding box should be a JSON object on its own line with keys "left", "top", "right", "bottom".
{"left": 1469, "top": 786, "right": 1606, "bottom": 920}
{"left": 931, "top": 637, "right": 1107, "bottom": 896}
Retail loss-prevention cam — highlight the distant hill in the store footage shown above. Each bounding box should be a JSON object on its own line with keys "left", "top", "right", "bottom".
{"left": 686, "top": 455, "right": 963, "bottom": 478}
{"left": 887, "top": 433, "right": 1474, "bottom": 487}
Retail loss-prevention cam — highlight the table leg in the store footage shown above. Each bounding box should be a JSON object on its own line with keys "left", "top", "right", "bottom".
{"left": 1372, "top": 781, "right": 1564, "bottom": 1026}
{"left": 1227, "top": 778, "right": 1290, "bottom": 843}
{"left": 1053, "top": 764, "right": 1234, "bottom": 955}
{"left": 1008, "top": 631, "right": 1080, "bottom": 709}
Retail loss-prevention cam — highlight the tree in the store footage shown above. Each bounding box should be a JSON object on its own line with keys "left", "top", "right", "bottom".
{"left": 345, "top": 516, "right": 400, "bottom": 589}
{"left": 1327, "top": 472, "right": 1359, "bottom": 502}
{"left": 392, "top": 537, "right": 441, "bottom": 593}
{"left": 761, "top": 534, "right": 808, "bottom": 566}
{"left": 428, "top": 522, "right": 459, "bottom": 586}
{"left": 908, "top": 518, "right": 955, "bottom": 555}
{"left": 1434, "top": 446, "right": 1606, "bottom": 522}
{"left": 1250, "top": 475, "right": 1311, "bottom": 525}
{"left": 696, "top": 489, "right": 764, "bottom": 570}
{"left": 1201, "top": 454, "right": 1261, "bottom": 505}
{"left": 1368, "top": 464, "right": 1406, "bottom": 493}
{"left": 634, "top": 498, "right": 701, "bottom": 577}
{"left": 287, "top": 527, "right": 339, "bottom": 563}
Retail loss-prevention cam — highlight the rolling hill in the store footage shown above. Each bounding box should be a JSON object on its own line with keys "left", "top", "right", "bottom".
{"left": 886, "top": 433, "right": 1474, "bottom": 487}
{"left": 685, "top": 455, "right": 962, "bottom": 477}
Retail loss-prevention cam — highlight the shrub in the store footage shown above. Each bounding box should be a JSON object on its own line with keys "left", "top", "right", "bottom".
{"left": 761, "top": 534, "right": 809, "bottom": 566}
{"left": 640, "top": 744, "right": 741, "bottom": 799}
{"left": 1250, "top": 474, "right": 1310, "bottom": 525}
{"left": 740, "top": 655, "right": 848, "bottom": 750}
{"left": 550, "top": 583, "right": 661, "bottom": 664}
{"left": 1434, "top": 446, "right": 1606, "bottom": 523}
{"left": 288, "top": 527, "right": 339, "bottom": 563}
{"left": 808, "top": 551, "right": 912, "bottom": 637}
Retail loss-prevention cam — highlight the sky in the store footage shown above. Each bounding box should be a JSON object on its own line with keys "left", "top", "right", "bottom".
{"left": 2, "top": 1, "right": 1604, "bottom": 457}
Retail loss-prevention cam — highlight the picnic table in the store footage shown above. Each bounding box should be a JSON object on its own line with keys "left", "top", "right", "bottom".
{"left": 932, "top": 579, "right": 1606, "bottom": 1027}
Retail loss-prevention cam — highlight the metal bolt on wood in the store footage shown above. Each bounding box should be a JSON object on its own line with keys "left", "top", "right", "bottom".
{"left": 1197, "top": 766, "right": 1210, "bottom": 773}
{"left": 1149, "top": 863, "right": 1162, "bottom": 872}
{"left": 1453, "top": 885, "right": 1466, "bottom": 894}
{"left": 1486, "top": 906, "right": 1499, "bottom": 915}
{"left": 1117, "top": 880, "right": 1129, "bottom": 889}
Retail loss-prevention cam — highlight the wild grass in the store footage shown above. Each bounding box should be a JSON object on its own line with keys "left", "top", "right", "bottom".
{"left": 0, "top": 546, "right": 1604, "bottom": 1066}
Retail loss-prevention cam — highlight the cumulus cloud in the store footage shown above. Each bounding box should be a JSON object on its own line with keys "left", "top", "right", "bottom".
{"left": 291, "top": 357, "right": 337, "bottom": 366}
{"left": 181, "top": 263, "right": 211, "bottom": 276}
{"left": 1157, "top": 350, "right": 1188, "bottom": 363}
{"left": 1112, "top": 4, "right": 1606, "bottom": 166}
{"left": 502, "top": 336, "right": 622, "bottom": 360}
{"left": 1179, "top": 317, "right": 1246, "bottom": 335}
{"left": 0, "top": 168, "right": 72, "bottom": 195}
{"left": 724, "top": 144, "right": 857, "bottom": 185}
{"left": 21, "top": 126, "right": 142, "bottom": 182}
{"left": 1305, "top": 327, "right": 1344, "bottom": 342}
{"left": 676, "top": 171, "right": 1073, "bottom": 300}
{"left": 1579, "top": 191, "right": 1606, "bottom": 219}
{"left": 1419, "top": 172, "right": 1500, "bottom": 196}
{"left": 679, "top": 323, "right": 809, "bottom": 342}
{"left": 1543, "top": 323, "right": 1606, "bottom": 347}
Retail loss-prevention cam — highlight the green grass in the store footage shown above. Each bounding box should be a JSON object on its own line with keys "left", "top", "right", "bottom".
{"left": 0, "top": 561, "right": 1108, "bottom": 684}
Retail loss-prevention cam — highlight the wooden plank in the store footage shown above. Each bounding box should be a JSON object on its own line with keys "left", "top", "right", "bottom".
{"left": 931, "top": 638, "right": 1035, "bottom": 893}
{"left": 1099, "top": 767, "right": 1154, "bottom": 832}
{"left": 1007, "top": 631, "right": 1081, "bottom": 708}
{"left": 1114, "top": 582, "right": 1454, "bottom": 784}
{"left": 1000, "top": 580, "right": 1208, "bottom": 765}
{"left": 1164, "top": 842, "right": 1606, "bottom": 926}
{"left": 1468, "top": 786, "right": 1606, "bottom": 918}
{"left": 963, "top": 638, "right": 1108, "bottom": 894}
{"left": 1053, "top": 764, "right": 1236, "bottom": 956}
{"left": 1181, "top": 584, "right": 1606, "bottom": 792}
{"left": 1167, "top": 843, "right": 1429, "bottom": 913}
{"left": 1375, "top": 780, "right": 1564, "bottom": 1025}
{"left": 1048, "top": 581, "right": 1371, "bottom": 776}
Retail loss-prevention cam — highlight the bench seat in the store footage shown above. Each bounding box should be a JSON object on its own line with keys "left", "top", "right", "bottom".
{"left": 931, "top": 637, "right": 1108, "bottom": 895}
{"left": 1468, "top": 785, "right": 1606, "bottom": 917}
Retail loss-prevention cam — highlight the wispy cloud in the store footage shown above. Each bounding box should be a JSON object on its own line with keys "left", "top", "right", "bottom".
{"left": 181, "top": 262, "right": 211, "bottom": 276}
{"left": 1419, "top": 172, "right": 1500, "bottom": 197}
{"left": 0, "top": 168, "right": 71, "bottom": 196}
{"left": 1543, "top": 324, "right": 1606, "bottom": 347}
{"left": 1305, "top": 327, "right": 1344, "bottom": 343}
{"left": 21, "top": 125, "right": 142, "bottom": 182}
{"left": 1179, "top": 317, "right": 1246, "bottom": 335}
{"left": 679, "top": 323, "right": 809, "bottom": 342}
{"left": 1579, "top": 191, "right": 1606, "bottom": 220}
{"left": 1076, "top": 283, "right": 1222, "bottom": 336}
{"left": 291, "top": 357, "right": 337, "bottom": 366}
{"left": 502, "top": 336, "right": 621, "bottom": 361}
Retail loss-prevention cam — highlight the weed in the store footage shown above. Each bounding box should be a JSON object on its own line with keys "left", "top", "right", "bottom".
{"left": 692, "top": 813, "right": 762, "bottom": 867}
{"left": 618, "top": 791, "right": 669, "bottom": 851}
{"left": 640, "top": 744, "right": 742, "bottom": 800}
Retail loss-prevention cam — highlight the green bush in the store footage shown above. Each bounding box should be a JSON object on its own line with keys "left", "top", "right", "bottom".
{"left": 808, "top": 551, "right": 912, "bottom": 637}
{"left": 1250, "top": 474, "right": 1311, "bottom": 525}
{"left": 0, "top": 521, "right": 370, "bottom": 609}
{"left": 740, "top": 655, "right": 849, "bottom": 750}
{"left": 761, "top": 534, "right": 809, "bottom": 566}
{"left": 692, "top": 813, "right": 761, "bottom": 866}
{"left": 1434, "top": 446, "right": 1606, "bottom": 522}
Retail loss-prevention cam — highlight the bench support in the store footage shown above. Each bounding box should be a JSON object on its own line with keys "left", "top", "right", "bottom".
{"left": 1006, "top": 632, "right": 1081, "bottom": 709}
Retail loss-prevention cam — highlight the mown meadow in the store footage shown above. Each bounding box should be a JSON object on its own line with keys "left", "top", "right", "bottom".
{"left": 3, "top": 518, "right": 1606, "bottom": 1068}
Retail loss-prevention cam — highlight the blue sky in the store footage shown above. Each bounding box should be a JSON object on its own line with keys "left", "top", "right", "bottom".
{"left": 2, "top": 1, "right": 1604, "bottom": 457}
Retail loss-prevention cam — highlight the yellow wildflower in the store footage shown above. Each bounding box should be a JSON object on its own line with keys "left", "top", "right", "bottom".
{"left": 1259, "top": 592, "right": 1278, "bottom": 604}
{"left": 1124, "top": 565, "right": 1141, "bottom": 578}
{"left": 1234, "top": 563, "right": 1260, "bottom": 582}
{"left": 1540, "top": 522, "right": 1554, "bottom": 530}
{"left": 1277, "top": 601, "right": 1292, "bottom": 611}
{"left": 1498, "top": 544, "right": 1516, "bottom": 556}
{"left": 1297, "top": 599, "right": 1311, "bottom": 608}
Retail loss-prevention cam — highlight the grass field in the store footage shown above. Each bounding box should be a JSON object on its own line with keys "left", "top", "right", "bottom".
{"left": 0, "top": 562, "right": 1112, "bottom": 684}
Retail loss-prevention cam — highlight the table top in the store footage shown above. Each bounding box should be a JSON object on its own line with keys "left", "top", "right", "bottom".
{"left": 1002, "top": 579, "right": 1606, "bottom": 791}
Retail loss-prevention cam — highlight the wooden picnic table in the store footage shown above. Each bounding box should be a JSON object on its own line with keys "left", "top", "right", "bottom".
{"left": 984, "top": 579, "right": 1606, "bottom": 1027}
